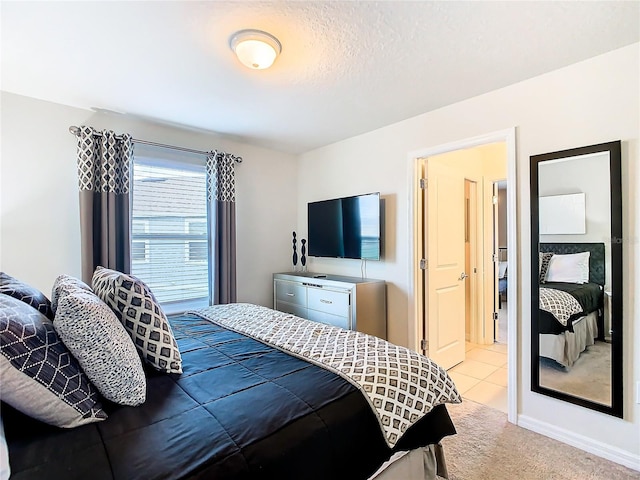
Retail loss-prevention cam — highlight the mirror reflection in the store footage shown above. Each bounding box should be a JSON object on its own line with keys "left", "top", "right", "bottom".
{"left": 538, "top": 152, "right": 610, "bottom": 404}
{"left": 531, "top": 141, "right": 622, "bottom": 417}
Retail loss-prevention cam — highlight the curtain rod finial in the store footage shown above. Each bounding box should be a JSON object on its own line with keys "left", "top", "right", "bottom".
{"left": 69, "top": 125, "right": 80, "bottom": 136}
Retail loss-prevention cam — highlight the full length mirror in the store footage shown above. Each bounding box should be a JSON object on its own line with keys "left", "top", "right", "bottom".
{"left": 530, "top": 141, "right": 622, "bottom": 417}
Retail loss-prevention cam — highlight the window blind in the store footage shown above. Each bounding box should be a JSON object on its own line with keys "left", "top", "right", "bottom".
{"left": 131, "top": 153, "right": 210, "bottom": 312}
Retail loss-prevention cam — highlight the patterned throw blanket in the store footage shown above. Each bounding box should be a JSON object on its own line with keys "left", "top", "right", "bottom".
{"left": 190, "top": 303, "right": 461, "bottom": 448}
{"left": 539, "top": 287, "right": 584, "bottom": 326}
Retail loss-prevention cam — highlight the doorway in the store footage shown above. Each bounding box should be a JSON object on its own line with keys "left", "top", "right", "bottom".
{"left": 409, "top": 128, "right": 518, "bottom": 423}
{"left": 495, "top": 182, "right": 508, "bottom": 345}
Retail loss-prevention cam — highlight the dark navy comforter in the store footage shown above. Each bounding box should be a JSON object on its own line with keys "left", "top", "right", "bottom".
{"left": 4, "top": 313, "right": 456, "bottom": 480}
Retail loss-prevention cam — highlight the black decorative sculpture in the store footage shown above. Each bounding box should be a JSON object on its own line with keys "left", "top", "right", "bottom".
{"left": 301, "top": 239, "right": 307, "bottom": 270}
{"left": 292, "top": 231, "right": 298, "bottom": 269}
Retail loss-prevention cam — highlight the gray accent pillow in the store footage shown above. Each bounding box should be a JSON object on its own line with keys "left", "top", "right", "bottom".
{"left": 50, "top": 274, "right": 92, "bottom": 315}
{"left": 54, "top": 290, "right": 147, "bottom": 406}
{"left": 539, "top": 252, "right": 554, "bottom": 283}
{"left": 0, "top": 294, "right": 106, "bottom": 428}
{"left": 0, "top": 272, "right": 54, "bottom": 320}
{"left": 92, "top": 267, "right": 182, "bottom": 374}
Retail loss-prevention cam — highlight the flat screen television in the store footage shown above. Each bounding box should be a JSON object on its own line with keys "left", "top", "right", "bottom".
{"left": 307, "top": 192, "right": 381, "bottom": 260}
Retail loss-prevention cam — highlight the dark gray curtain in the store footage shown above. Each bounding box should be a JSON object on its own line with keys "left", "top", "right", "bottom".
{"left": 207, "top": 151, "right": 237, "bottom": 304}
{"left": 76, "top": 126, "right": 133, "bottom": 284}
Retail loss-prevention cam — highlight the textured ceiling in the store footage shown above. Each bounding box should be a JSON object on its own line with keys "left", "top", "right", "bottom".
{"left": 2, "top": 1, "right": 639, "bottom": 154}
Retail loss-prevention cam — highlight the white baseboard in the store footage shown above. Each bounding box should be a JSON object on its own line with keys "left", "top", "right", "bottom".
{"left": 517, "top": 414, "right": 640, "bottom": 472}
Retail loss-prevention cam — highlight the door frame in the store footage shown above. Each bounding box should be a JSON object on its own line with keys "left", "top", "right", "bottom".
{"left": 464, "top": 178, "right": 480, "bottom": 345}
{"left": 407, "top": 127, "right": 518, "bottom": 424}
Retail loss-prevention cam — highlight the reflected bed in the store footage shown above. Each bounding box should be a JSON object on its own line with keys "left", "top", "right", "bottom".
{"left": 538, "top": 243, "right": 605, "bottom": 368}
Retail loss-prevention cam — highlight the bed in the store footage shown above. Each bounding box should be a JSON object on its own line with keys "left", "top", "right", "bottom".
{"left": 1, "top": 274, "right": 461, "bottom": 480}
{"left": 538, "top": 243, "right": 605, "bottom": 368}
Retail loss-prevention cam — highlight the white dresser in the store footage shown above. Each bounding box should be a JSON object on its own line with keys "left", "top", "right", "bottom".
{"left": 273, "top": 272, "right": 387, "bottom": 339}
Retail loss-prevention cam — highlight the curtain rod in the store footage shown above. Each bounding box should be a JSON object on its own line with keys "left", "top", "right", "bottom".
{"left": 68, "top": 126, "right": 242, "bottom": 163}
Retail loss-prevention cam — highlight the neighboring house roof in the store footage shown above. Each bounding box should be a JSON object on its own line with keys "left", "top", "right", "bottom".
{"left": 133, "top": 177, "right": 206, "bottom": 218}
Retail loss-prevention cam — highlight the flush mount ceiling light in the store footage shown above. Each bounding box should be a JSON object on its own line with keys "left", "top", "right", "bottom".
{"left": 229, "top": 29, "right": 282, "bottom": 70}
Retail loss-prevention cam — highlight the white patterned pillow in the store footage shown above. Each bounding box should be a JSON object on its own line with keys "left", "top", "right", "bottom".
{"left": 92, "top": 267, "right": 182, "bottom": 374}
{"left": 50, "top": 274, "right": 92, "bottom": 315}
{"left": 0, "top": 294, "right": 106, "bottom": 428}
{"left": 54, "top": 290, "right": 147, "bottom": 406}
{"left": 539, "top": 252, "right": 554, "bottom": 283}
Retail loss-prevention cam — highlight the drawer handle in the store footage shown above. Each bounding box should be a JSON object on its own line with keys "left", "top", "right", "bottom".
{"left": 286, "top": 293, "right": 295, "bottom": 297}
{"left": 320, "top": 299, "right": 333, "bottom": 304}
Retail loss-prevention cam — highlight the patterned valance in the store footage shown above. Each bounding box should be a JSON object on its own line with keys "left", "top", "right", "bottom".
{"left": 76, "top": 126, "right": 133, "bottom": 194}
{"left": 207, "top": 151, "right": 236, "bottom": 203}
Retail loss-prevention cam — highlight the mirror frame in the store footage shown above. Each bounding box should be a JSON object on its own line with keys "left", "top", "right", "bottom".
{"left": 530, "top": 140, "right": 623, "bottom": 417}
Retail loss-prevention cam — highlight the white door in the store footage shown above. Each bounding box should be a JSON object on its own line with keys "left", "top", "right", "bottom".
{"left": 424, "top": 159, "right": 466, "bottom": 370}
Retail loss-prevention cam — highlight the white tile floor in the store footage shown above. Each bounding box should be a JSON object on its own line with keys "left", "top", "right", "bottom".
{"left": 448, "top": 341, "right": 508, "bottom": 413}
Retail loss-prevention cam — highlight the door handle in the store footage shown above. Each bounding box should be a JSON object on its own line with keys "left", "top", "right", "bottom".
{"left": 458, "top": 272, "right": 469, "bottom": 281}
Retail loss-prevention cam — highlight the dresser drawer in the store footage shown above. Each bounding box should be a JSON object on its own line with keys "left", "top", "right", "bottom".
{"left": 307, "top": 287, "right": 350, "bottom": 318}
{"left": 275, "top": 280, "right": 307, "bottom": 307}
{"left": 307, "top": 308, "right": 350, "bottom": 330}
{"left": 275, "top": 300, "right": 308, "bottom": 319}
{"left": 273, "top": 272, "right": 386, "bottom": 339}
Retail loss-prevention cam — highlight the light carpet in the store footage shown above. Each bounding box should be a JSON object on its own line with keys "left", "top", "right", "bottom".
{"left": 539, "top": 341, "right": 611, "bottom": 405}
{"left": 439, "top": 399, "right": 638, "bottom": 480}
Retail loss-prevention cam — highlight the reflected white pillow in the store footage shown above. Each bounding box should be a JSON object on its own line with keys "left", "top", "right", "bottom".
{"left": 545, "top": 251, "right": 590, "bottom": 284}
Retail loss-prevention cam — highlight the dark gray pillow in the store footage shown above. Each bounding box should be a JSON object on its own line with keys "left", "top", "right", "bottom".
{"left": 54, "top": 290, "right": 147, "bottom": 406}
{"left": 92, "top": 267, "right": 182, "bottom": 374}
{"left": 0, "top": 272, "right": 53, "bottom": 320}
{"left": 0, "top": 294, "right": 106, "bottom": 428}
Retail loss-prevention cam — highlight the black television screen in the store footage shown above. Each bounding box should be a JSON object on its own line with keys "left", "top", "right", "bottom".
{"left": 307, "top": 192, "right": 381, "bottom": 260}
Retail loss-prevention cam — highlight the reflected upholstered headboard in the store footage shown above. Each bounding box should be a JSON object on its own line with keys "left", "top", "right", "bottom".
{"left": 539, "top": 242, "right": 605, "bottom": 286}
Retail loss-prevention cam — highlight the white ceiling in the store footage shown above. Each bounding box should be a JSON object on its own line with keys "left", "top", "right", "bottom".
{"left": 2, "top": 1, "right": 638, "bottom": 154}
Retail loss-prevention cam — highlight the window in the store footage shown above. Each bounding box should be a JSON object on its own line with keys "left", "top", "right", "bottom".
{"left": 131, "top": 220, "right": 149, "bottom": 263}
{"left": 185, "top": 219, "right": 208, "bottom": 263}
{"left": 131, "top": 146, "right": 210, "bottom": 313}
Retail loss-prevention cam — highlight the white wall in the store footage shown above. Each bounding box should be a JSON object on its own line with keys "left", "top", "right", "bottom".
{"left": 0, "top": 92, "right": 298, "bottom": 307}
{"left": 297, "top": 44, "right": 639, "bottom": 465}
